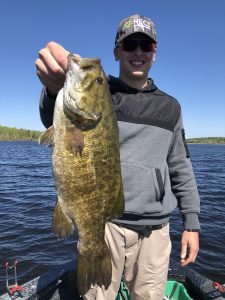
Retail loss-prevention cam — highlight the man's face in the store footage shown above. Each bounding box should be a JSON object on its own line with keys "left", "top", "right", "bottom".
{"left": 114, "top": 33, "right": 156, "bottom": 82}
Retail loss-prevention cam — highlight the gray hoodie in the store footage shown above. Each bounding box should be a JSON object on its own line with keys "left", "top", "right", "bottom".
{"left": 39, "top": 76, "right": 200, "bottom": 230}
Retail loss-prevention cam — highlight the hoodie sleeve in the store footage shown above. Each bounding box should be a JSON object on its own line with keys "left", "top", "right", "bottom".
{"left": 39, "top": 87, "right": 56, "bottom": 128}
{"left": 167, "top": 112, "right": 201, "bottom": 230}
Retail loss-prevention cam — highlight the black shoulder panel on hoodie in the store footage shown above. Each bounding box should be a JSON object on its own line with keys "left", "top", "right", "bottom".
{"left": 108, "top": 76, "right": 181, "bottom": 132}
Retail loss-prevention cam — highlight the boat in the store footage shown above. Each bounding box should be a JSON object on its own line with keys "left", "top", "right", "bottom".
{"left": 0, "top": 258, "right": 224, "bottom": 300}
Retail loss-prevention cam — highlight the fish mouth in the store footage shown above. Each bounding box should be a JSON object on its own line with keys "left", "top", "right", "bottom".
{"left": 64, "top": 55, "right": 102, "bottom": 122}
{"left": 79, "top": 58, "right": 101, "bottom": 69}
{"left": 68, "top": 55, "right": 101, "bottom": 71}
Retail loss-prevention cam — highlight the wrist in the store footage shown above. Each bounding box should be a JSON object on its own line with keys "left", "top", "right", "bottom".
{"left": 185, "top": 229, "right": 200, "bottom": 233}
{"left": 46, "top": 87, "right": 58, "bottom": 99}
{"left": 182, "top": 213, "right": 200, "bottom": 230}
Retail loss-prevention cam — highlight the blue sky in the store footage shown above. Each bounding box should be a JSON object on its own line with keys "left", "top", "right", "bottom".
{"left": 1, "top": 0, "right": 224, "bottom": 138}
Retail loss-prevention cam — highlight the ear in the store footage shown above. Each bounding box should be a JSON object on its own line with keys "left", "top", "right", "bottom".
{"left": 114, "top": 47, "right": 119, "bottom": 61}
{"left": 152, "top": 51, "right": 156, "bottom": 62}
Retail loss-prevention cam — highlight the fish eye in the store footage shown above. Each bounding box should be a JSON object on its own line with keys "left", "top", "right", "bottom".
{"left": 96, "top": 77, "right": 103, "bottom": 85}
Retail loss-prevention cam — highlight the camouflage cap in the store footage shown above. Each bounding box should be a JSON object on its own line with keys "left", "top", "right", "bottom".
{"left": 115, "top": 14, "right": 157, "bottom": 46}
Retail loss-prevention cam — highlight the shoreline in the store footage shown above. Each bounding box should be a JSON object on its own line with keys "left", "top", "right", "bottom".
{"left": 1, "top": 140, "right": 225, "bottom": 145}
{"left": 1, "top": 126, "right": 224, "bottom": 144}
{"left": 0, "top": 139, "right": 38, "bottom": 142}
{"left": 187, "top": 142, "right": 225, "bottom": 145}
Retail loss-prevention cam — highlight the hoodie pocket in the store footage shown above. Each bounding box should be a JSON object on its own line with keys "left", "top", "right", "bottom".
{"left": 121, "top": 162, "right": 165, "bottom": 214}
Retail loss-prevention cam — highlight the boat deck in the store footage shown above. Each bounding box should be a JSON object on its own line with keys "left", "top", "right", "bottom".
{"left": 1, "top": 259, "right": 224, "bottom": 300}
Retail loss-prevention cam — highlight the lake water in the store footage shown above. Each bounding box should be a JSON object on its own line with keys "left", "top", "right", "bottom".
{"left": 0, "top": 141, "right": 225, "bottom": 294}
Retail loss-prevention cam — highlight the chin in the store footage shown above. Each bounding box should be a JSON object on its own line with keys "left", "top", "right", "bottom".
{"left": 131, "top": 71, "right": 145, "bottom": 77}
{"left": 132, "top": 71, "right": 144, "bottom": 76}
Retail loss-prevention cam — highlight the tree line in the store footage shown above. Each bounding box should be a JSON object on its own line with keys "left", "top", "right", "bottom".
{"left": 0, "top": 125, "right": 224, "bottom": 144}
{"left": 187, "top": 137, "right": 225, "bottom": 144}
{"left": 0, "top": 125, "right": 41, "bottom": 141}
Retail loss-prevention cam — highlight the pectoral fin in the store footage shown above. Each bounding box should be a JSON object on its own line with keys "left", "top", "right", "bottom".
{"left": 38, "top": 126, "right": 54, "bottom": 147}
{"left": 65, "top": 125, "right": 84, "bottom": 156}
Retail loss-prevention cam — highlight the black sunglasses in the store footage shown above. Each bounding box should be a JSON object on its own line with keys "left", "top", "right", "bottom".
{"left": 119, "top": 39, "right": 154, "bottom": 52}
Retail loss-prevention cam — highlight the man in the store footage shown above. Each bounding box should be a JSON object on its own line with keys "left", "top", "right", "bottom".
{"left": 36, "top": 14, "right": 200, "bottom": 300}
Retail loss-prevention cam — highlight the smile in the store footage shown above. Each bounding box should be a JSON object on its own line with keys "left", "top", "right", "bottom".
{"left": 129, "top": 60, "right": 145, "bottom": 66}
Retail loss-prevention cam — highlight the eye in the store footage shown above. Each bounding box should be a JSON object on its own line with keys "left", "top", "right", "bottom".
{"left": 96, "top": 77, "right": 103, "bottom": 85}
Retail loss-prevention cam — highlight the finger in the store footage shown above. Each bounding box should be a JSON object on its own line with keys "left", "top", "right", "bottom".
{"left": 181, "top": 248, "right": 199, "bottom": 267}
{"left": 36, "top": 69, "right": 63, "bottom": 89}
{"left": 35, "top": 58, "right": 48, "bottom": 75}
{"left": 36, "top": 55, "right": 66, "bottom": 95}
{"left": 36, "top": 69, "right": 64, "bottom": 96}
{"left": 181, "top": 242, "right": 187, "bottom": 260}
{"left": 180, "top": 241, "right": 188, "bottom": 266}
{"left": 188, "top": 246, "right": 199, "bottom": 262}
{"left": 181, "top": 256, "right": 192, "bottom": 267}
{"left": 192, "top": 255, "right": 197, "bottom": 262}
{"left": 38, "top": 48, "right": 66, "bottom": 78}
{"left": 36, "top": 59, "right": 64, "bottom": 93}
{"left": 36, "top": 58, "right": 64, "bottom": 85}
{"left": 46, "top": 41, "right": 70, "bottom": 72}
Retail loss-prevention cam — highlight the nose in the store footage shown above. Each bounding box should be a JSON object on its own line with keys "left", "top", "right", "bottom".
{"left": 132, "top": 46, "right": 144, "bottom": 55}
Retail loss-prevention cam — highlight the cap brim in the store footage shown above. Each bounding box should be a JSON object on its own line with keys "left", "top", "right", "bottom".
{"left": 116, "top": 32, "right": 157, "bottom": 44}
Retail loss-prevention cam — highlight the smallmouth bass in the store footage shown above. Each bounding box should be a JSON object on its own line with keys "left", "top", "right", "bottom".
{"left": 39, "top": 54, "right": 124, "bottom": 295}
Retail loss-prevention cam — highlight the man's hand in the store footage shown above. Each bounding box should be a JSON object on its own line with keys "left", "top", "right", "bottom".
{"left": 180, "top": 231, "right": 199, "bottom": 267}
{"left": 35, "top": 41, "right": 81, "bottom": 97}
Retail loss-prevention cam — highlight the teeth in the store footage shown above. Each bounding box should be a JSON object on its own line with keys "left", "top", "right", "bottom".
{"left": 130, "top": 61, "right": 144, "bottom": 65}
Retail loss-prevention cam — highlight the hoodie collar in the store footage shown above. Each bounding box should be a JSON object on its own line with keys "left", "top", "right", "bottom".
{"left": 108, "top": 75, "right": 158, "bottom": 94}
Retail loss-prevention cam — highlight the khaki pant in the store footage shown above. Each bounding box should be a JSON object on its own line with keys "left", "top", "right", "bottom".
{"left": 83, "top": 222, "right": 171, "bottom": 300}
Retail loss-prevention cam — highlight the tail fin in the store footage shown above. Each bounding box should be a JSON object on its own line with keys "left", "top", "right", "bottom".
{"left": 77, "top": 251, "right": 112, "bottom": 295}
